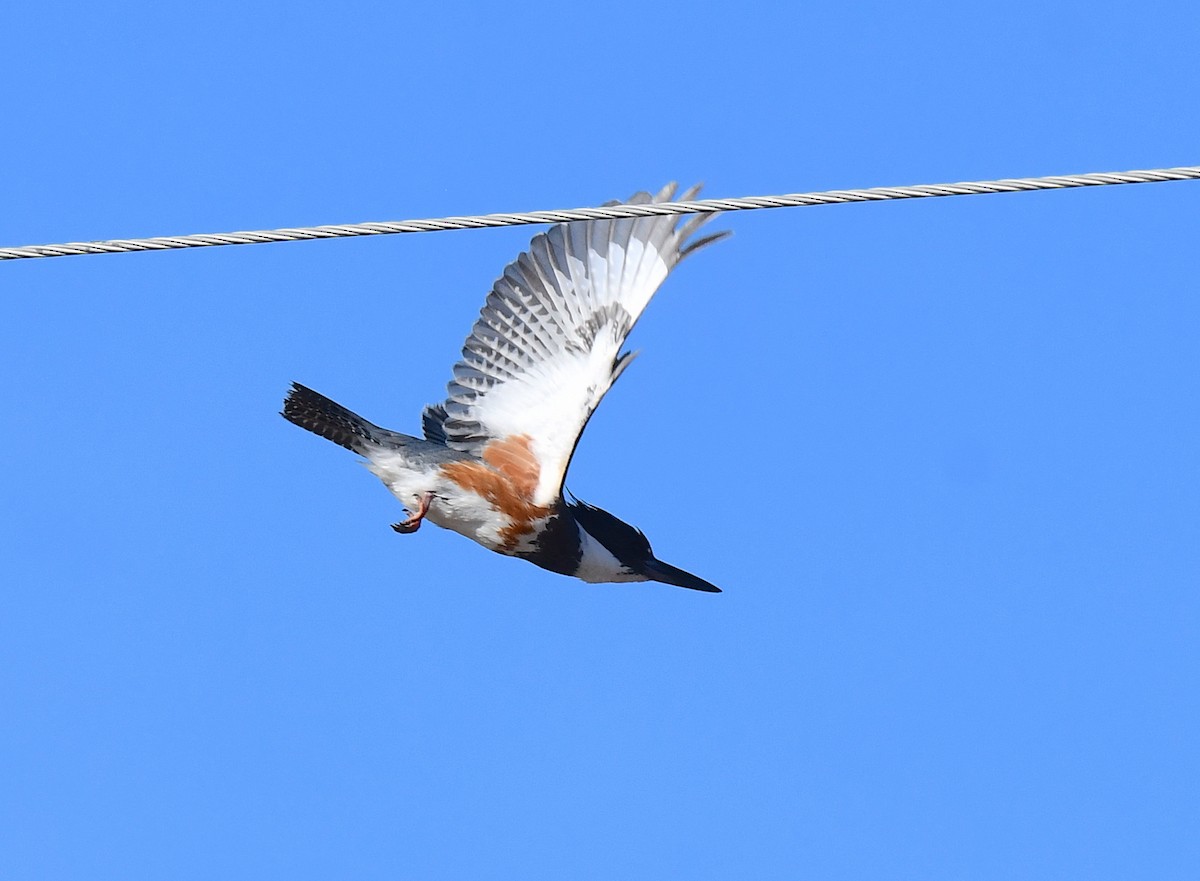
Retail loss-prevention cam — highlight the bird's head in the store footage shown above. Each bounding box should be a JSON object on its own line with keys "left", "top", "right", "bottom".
{"left": 568, "top": 499, "right": 721, "bottom": 592}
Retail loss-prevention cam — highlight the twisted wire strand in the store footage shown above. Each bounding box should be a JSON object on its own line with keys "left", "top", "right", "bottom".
{"left": 2, "top": 165, "right": 1197, "bottom": 262}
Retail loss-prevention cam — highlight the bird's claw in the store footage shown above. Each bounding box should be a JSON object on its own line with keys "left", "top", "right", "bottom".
{"left": 391, "top": 491, "right": 434, "bottom": 535}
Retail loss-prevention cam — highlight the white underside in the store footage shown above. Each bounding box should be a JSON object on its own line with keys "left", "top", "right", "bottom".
{"left": 364, "top": 452, "right": 517, "bottom": 552}
{"left": 365, "top": 451, "right": 649, "bottom": 583}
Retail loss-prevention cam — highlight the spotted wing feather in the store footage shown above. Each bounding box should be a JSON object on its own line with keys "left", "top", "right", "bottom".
{"left": 423, "top": 183, "right": 727, "bottom": 507}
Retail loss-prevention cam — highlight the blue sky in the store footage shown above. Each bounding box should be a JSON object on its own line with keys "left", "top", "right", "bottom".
{"left": 2, "top": 2, "right": 1198, "bottom": 878}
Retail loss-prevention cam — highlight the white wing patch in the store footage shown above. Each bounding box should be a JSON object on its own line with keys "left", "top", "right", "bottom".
{"left": 424, "top": 183, "right": 728, "bottom": 507}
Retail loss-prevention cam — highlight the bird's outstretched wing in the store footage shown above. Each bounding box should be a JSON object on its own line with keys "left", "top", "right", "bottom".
{"left": 422, "top": 183, "right": 728, "bottom": 507}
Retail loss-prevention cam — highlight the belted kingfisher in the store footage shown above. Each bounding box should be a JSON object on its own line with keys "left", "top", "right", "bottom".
{"left": 282, "top": 183, "right": 727, "bottom": 592}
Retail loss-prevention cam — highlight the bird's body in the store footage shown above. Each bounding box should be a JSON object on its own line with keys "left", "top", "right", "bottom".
{"left": 283, "top": 184, "right": 726, "bottom": 592}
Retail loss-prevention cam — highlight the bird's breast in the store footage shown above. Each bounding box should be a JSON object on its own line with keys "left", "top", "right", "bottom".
{"left": 367, "top": 442, "right": 554, "bottom": 554}
{"left": 436, "top": 454, "right": 553, "bottom": 554}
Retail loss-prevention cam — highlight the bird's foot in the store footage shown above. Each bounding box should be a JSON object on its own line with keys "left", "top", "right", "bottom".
{"left": 391, "top": 492, "right": 434, "bottom": 535}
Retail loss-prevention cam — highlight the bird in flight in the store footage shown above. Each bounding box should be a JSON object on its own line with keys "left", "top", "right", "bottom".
{"left": 282, "top": 183, "right": 727, "bottom": 592}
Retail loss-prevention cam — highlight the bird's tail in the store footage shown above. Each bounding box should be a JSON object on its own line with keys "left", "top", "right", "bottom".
{"left": 281, "top": 382, "right": 392, "bottom": 456}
